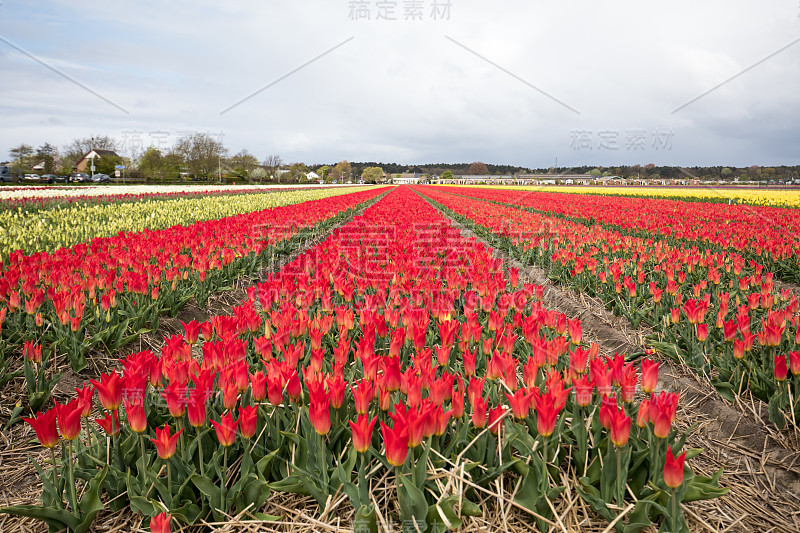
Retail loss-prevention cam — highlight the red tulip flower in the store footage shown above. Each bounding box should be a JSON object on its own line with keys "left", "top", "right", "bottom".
{"left": 775, "top": 354, "right": 789, "bottom": 382}
{"left": 380, "top": 420, "right": 409, "bottom": 467}
{"left": 789, "top": 351, "right": 800, "bottom": 376}
{"left": 696, "top": 323, "right": 708, "bottom": 342}
{"left": 567, "top": 318, "right": 582, "bottom": 345}
{"left": 573, "top": 375, "right": 594, "bottom": 407}
{"left": 161, "top": 381, "right": 187, "bottom": 418}
{"left": 53, "top": 399, "right": 82, "bottom": 441}
{"left": 182, "top": 320, "right": 201, "bottom": 344}
{"left": 250, "top": 371, "right": 268, "bottom": 402}
{"left": 150, "top": 511, "right": 171, "bottom": 533}
{"left": 151, "top": 425, "right": 182, "bottom": 459}
{"left": 211, "top": 412, "right": 239, "bottom": 447}
{"left": 488, "top": 405, "right": 505, "bottom": 435}
{"left": 238, "top": 405, "right": 258, "bottom": 439}
{"left": 95, "top": 411, "right": 121, "bottom": 436}
{"left": 90, "top": 372, "right": 124, "bottom": 411}
{"left": 351, "top": 378, "right": 374, "bottom": 415}
{"left": 308, "top": 384, "right": 331, "bottom": 436}
{"left": 533, "top": 391, "right": 560, "bottom": 438}
{"left": 76, "top": 385, "right": 94, "bottom": 417}
{"left": 636, "top": 398, "right": 651, "bottom": 428}
{"left": 640, "top": 359, "right": 659, "bottom": 394}
{"left": 186, "top": 390, "right": 207, "bottom": 428}
{"left": 471, "top": 394, "right": 488, "bottom": 429}
{"left": 505, "top": 389, "right": 531, "bottom": 420}
{"left": 221, "top": 379, "right": 239, "bottom": 411}
{"left": 663, "top": 446, "right": 686, "bottom": 489}
{"left": 123, "top": 397, "right": 147, "bottom": 434}
{"left": 609, "top": 407, "right": 631, "bottom": 447}
{"left": 349, "top": 414, "right": 377, "bottom": 453}
{"left": 23, "top": 341, "right": 42, "bottom": 363}
{"left": 23, "top": 408, "right": 59, "bottom": 448}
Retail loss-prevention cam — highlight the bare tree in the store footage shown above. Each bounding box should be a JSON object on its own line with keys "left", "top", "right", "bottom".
{"left": 262, "top": 154, "right": 282, "bottom": 181}
{"left": 173, "top": 133, "right": 228, "bottom": 180}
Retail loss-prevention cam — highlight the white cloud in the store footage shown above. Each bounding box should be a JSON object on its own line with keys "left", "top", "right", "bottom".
{"left": 0, "top": 0, "right": 798, "bottom": 167}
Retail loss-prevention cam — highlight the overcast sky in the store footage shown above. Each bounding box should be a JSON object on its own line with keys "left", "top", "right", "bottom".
{"left": 1, "top": 1, "right": 799, "bottom": 168}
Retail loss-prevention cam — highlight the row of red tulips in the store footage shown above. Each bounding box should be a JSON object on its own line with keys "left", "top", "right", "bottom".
{"left": 3, "top": 187, "right": 725, "bottom": 533}
{"left": 415, "top": 185, "right": 800, "bottom": 429}
{"left": 0, "top": 188, "right": 388, "bottom": 421}
{"left": 437, "top": 186, "right": 800, "bottom": 282}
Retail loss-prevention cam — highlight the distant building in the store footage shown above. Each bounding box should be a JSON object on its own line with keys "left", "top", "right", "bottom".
{"left": 76, "top": 149, "right": 120, "bottom": 172}
{"left": 306, "top": 171, "right": 320, "bottom": 181}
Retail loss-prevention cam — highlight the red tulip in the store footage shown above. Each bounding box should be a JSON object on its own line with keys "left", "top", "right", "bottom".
{"left": 696, "top": 323, "right": 708, "bottom": 342}
{"left": 23, "top": 408, "right": 59, "bottom": 448}
{"left": 161, "top": 381, "right": 187, "bottom": 418}
{"left": 533, "top": 391, "right": 560, "bottom": 438}
{"left": 351, "top": 378, "right": 374, "bottom": 415}
{"left": 568, "top": 318, "right": 582, "bottom": 345}
{"left": 789, "top": 351, "right": 800, "bottom": 376}
{"left": 250, "top": 371, "right": 267, "bottom": 402}
{"left": 640, "top": 359, "right": 659, "bottom": 394}
{"left": 221, "top": 379, "right": 239, "bottom": 411}
{"left": 775, "top": 354, "right": 789, "bottom": 382}
{"left": 380, "top": 420, "right": 409, "bottom": 467}
{"left": 504, "top": 389, "right": 531, "bottom": 420}
{"left": 151, "top": 425, "right": 182, "bottom": 459}
{"left": 76, "top": 384, "right": 94, "bottom": 417}
{"left": 186, "top": 390, "right": 207, "bottom": 428}
{"left": 488, "top": 405, "right": 505, "bottom": 435}
{"left": 123, "top": 397, "right": 147, "bottom": 434}
{"left": 573, "top": 375, "right": 593, "bottom": 407}
{"left": 211, "top": 412, "right": 239, "bottom": 447}
{"left": 349, "top": 414, "right": 377, "bottom": 453}
{"left": 308, "top": 386, "right": 331, "bottom": 436}
{"left": 663, "top": 446, "right": 686, "bottom": 488}
{"left": 23, "top": 341, "right": 42, "bottom": 363}
{"left": 471, "top": 394, "right": 488, "bottom": 429}
{"left": 150, "top": 511, "right": 171, "bottom": 533}
{"left": 182, "top": 320, "right": 201, "bottom": 344}
{"left": 95, "top": 411, "right": 121, "bottom": 436}
{"left": 609, "top": 407, "right": 631, "bottom": 447}
{"left": 90, "top": 372, "right": 124, "bottom": 411}
{"left": 238, "top": 405, "right": 258, "bottom": 439}
{"left": 636, "top": 398, "right": 651, "bottom": 428}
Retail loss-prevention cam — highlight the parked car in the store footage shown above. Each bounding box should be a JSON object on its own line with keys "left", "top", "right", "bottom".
{"left": 24, "top": 173, "right": 41, "bottom": 181}
{"left": 70, "top": 172, "right": 91, "bottom": 183}
{"left": 0, "top": 165, "right": 15, "bottom": 183}
{"left": 54, "top": 175, "right": 70, "bottom": 183}
{"left": 40, "top": 174, "right": 57, "bottom": 184}
{"left": 91, "top": 173, "right": 111, "bottom": 183}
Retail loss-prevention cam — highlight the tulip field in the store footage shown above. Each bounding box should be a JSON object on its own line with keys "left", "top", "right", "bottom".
{"left": 3, "top": 184, "right": 800, "bottom": 533}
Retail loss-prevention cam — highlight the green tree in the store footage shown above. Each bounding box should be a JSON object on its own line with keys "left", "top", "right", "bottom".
{"left": 361, "top": 166, "right": 383, "bottom": 183}
{"left": 316, "top": 165, "right": 329, "bottom": 181}
{"left": 331, "top": 160, "right": 352, "bottom": 181}
{"left": 228, "top": 150, "right": 260, "bottom": 181}
{"left": 589, "top": 168, "right": 602, "bottom": 176}
{"left": 35, "top": 143, "right": 57, "bottom": 174}
{"left": 8, "top": 144, "right": 34, "bottom": 174}
{"left": 290, "top": 162, "right": 309, "bottom": 180}
{"left": 441, "top": 170, "right": 453, "bottom": 179}
{"left": 721, "top": 167, "right": 732, "bottom": 180}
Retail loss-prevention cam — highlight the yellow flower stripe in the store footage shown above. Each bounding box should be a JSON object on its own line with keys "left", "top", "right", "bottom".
{"left": 0, "top": 187, "right": 372, "bottom": 259}
{"left": 436, "top": 184, "right": 800, "bottom": 208}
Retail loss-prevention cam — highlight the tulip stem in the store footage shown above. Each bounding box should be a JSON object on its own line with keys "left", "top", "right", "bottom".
{"left": 139, "top": 433, "right": 147, "bottom": 477}
{"left": 49, "top": 447, "right": 58, "bottom": 495}
{"left": 222, "top": 447, "right": 228, "bottom": 507}
{"left": 358, "top": 452, "right": 368, "bottom": 506}
{"left": 167, "top": 459, "right": 172, "bottom": 506}
{"left": 615, "top": 447, "right": 623, "bottom": 506}
{"left": 670, "top": 487, "right": 679, "bottom": 533}
{"left": 197, "top": 428, "right": 205, "bottom": 477}
{"left": 67, "top": 440, "right": 78, "bottom": 513}
{"left": 541, "top": 436, "right": 549, "bottom": 495}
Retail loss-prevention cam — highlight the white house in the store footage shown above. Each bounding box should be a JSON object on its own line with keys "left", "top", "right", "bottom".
{"left": 306, "top": 171, "right": 320, "bottom": 181}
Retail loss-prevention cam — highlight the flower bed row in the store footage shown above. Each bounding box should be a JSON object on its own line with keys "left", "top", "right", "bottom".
{"left": 0, "top": 188, "right": 388, "bottom": 419}
{"left": 3, "top": 186, "right": 725, "bottom": 533}
{"left": 442, "top": 184, "right": 800, "bottom": 208}
{"left": 0, "top": 186, "right": 372, "bottom": 261}
{"left": 436, "top": 185, "right": 800, "bottom": 282}
{"left": 415, "top": 186, "right": 800, "bottom": 430}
